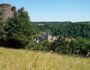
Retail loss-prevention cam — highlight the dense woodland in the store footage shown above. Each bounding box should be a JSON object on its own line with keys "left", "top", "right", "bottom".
{"left": 32, "top": 22, "right": 90, "bottom": 39}
{"left": 0, "top": 7, "right": 90, "bottom": 56}
{"left": 32, "top": 22, "right": 90, "bottom": 56}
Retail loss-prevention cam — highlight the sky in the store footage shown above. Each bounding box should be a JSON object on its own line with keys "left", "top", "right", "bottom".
{"left": 0, "top": 0, "right": 90, "bottom": 22}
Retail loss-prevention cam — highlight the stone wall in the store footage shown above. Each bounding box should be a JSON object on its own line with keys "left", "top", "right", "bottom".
{"left": 0, "top": 3, "right": 16, "bottom": 22}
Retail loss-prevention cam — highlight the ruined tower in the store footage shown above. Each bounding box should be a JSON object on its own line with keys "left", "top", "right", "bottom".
{"left": 0, "top": 3, "right": 16, "bottom": 22}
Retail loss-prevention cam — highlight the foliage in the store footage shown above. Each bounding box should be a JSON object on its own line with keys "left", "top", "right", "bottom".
{"left": 73, "top": 37, "right": 90, "bottom": 55}
{"left": 0, "top": 7, "right": 32, "bottom": 48}
{"left": 33, "top": 22, "right": 90, "bottom": 39}
{"left": 48, "top": 36, "right": 90, "bottom": 56}
{"left": 0, "top": 12, "right": 2, "bottom": 16}
{"left": 26, "top": 40, "right": 49, "bottom": 51}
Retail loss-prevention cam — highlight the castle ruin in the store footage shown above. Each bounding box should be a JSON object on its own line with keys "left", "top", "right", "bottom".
{"left": 0, "top": 3, "right": 16, "bottom": 22}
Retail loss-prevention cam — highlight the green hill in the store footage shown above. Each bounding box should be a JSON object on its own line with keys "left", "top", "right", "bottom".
{"left": 0, "top": 47, "right": 90, "bottom": 70}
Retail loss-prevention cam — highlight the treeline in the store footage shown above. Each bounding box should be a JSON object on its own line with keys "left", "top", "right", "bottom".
{"left": 33, "top": 22, "right": 90, "bottom": 39}
{"left": 48, "top": 36, "right": 90, "bottom": 56}
{"left": 26, "top": 36, "right": 90, "bottom": 56}
{"left": 32, "top": 22, "right": 90, "bottom": 56}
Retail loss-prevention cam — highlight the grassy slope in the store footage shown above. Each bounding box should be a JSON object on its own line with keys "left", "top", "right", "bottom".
{"left": 0, "top": 47, "right": 90, "bottom": 70}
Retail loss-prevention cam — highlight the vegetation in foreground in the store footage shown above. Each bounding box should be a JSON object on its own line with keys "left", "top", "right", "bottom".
{"left": 0, "top": 47, "right": 90, "bottom": 70}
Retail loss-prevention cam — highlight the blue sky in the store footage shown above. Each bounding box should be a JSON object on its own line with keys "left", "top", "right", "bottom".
{"left": 0, "top": 0, "right": 90, "bottom": 22}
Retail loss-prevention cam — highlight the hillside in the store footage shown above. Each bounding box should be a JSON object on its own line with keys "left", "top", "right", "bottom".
{"left": 33, "top": 22, "right": 90, "bottom": 39}
{"left": 0, "top": 47, "right": 90, "bottom": 70}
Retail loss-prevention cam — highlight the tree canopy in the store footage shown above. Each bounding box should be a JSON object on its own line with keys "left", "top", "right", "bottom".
{"left": 0, "top": 7, "right": 32, "bottom": 48}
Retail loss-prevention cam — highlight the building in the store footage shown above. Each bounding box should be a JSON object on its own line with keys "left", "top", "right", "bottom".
{"left": 0, "top": 3, "right": 16, "bottom": 22}
{"left": 48, "top": 35, "right": 58, "bottom": 42}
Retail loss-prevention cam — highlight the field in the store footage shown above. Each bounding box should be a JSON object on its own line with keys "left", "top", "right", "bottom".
{"left": 0, "top": 47, "right": 90, "bottom": 70}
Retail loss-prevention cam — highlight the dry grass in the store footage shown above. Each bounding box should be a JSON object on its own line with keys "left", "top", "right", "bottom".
{"left": 0, "top": 47, "right": 90, "bottom": 70}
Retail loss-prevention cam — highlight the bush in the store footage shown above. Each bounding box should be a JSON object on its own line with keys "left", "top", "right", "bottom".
{"left": 73, "top": 37, "right": 90, "bottom": 55}
{"left": 26, "top": 40, "right": 49, "bottom": 51}
{"left": 48, "top": 36, "right": 90, "bottom": 56}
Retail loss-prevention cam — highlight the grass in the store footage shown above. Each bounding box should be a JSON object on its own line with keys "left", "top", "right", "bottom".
{"left": 0, "top": 47, "right": 90, "bottom": 70}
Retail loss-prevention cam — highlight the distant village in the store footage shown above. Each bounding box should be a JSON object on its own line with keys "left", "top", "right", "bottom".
{"left": 33, "top": 32, "right": 58, "bottom": 43}
{"left": 33, "top": 30, "right": 75, "bottom": 44}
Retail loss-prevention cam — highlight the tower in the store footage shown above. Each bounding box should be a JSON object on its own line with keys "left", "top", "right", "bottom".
{"left": 0, "top": 3, "right": 16, "bottom": 22}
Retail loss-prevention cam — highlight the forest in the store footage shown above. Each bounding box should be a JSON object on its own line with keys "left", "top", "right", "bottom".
{"left": 32, "top": 22, "right": 90, "bottom": 39}
{"left": 32, "top": 22, "right": 90, "bottom": 56}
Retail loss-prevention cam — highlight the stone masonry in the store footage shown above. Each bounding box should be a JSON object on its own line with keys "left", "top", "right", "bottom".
{"left": 0, "top": 3, "right": 16, "bottom": 22}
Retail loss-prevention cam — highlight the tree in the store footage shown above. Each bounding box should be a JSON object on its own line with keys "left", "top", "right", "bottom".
{"left": 0, "top": 22, "right": 7, "bottom": 46}
{"left": 4, "top": 7, "right": 32, "bottom": 48}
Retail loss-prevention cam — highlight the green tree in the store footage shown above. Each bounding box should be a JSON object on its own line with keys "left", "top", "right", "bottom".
{"left": 5, "top": 7, "right": 32, "bottom": 48}
{"left": 0, "top": 22, "right": 7, "bottom": 46}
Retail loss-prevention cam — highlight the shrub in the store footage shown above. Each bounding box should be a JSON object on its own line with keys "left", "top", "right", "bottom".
{"left": 48, "top": 36, "right": 90, "bottom": 56}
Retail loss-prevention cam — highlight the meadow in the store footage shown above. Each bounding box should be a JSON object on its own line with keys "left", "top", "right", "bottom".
{"left": 0, "top": 47, "right": 90, "bottom": 70}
